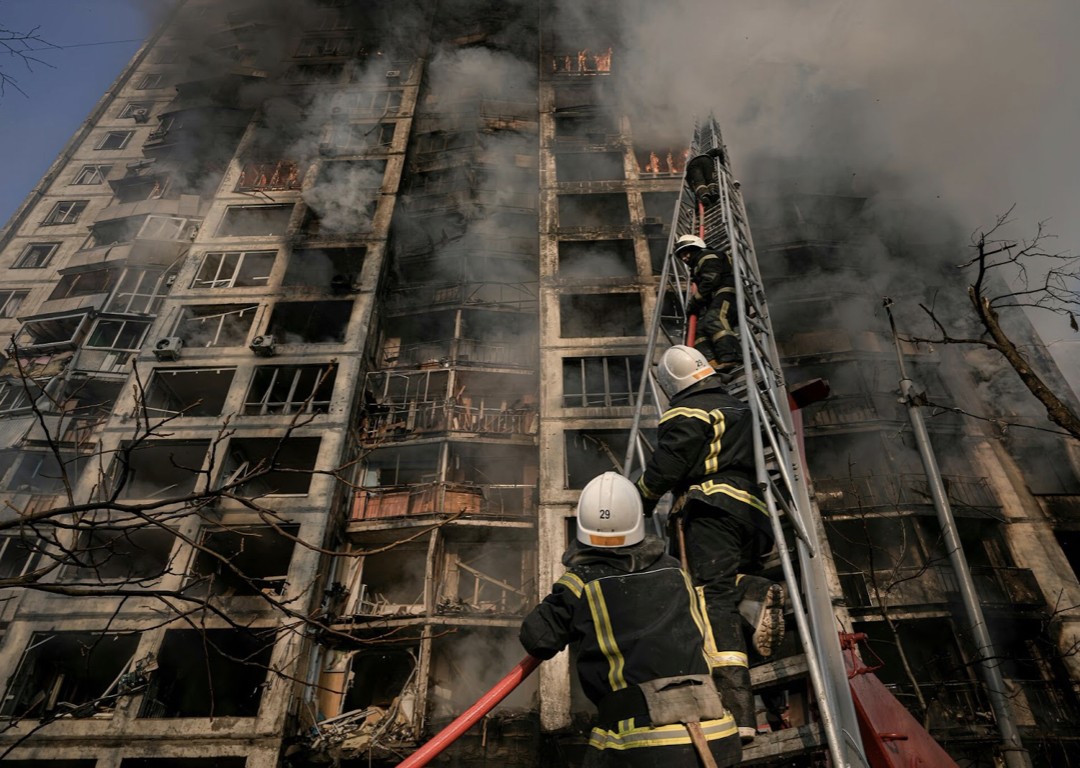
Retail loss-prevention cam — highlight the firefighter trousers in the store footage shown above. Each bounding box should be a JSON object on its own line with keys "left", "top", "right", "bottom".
{"left": 693, "top": 292, "right": 740, "bottom": 368}
{"left": 678, "top": 507, "right": 773, "bottom": 731}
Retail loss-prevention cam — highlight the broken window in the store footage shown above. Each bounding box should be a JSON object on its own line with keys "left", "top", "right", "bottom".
{"left": 2, "top": 451, "right": 74, "bottom": 494}
{"left": 47, "top": 267, "right": 117, "bottom": 301}
{"left": 558, "top": 193, "right": 630, "bottom": 229}
{"left": 559, "top": 293, "right": 644, "bottom": 338}
{"left": 554, "top": 111, "right": 619, "bottom": 143}
{"left": 436, "top": 537, "right": 533, "bottom": 616}
{"left": 555, "top": 152, "right": 624, "bottom": 183}
{"left": 342, "top": 647, "right": 417, "bottom": 713}
{"left": 349, "top": 542, "right": 427, "bottom": 616}
{"left": 145, "top": 368, "right": 236, "bottom": 417}
{"left": 73, "top": 164, "right": 111, "bottom": 185}
{"left": 221, "top": 436, "right": 321, "bottom": 496}
{"left": 565, "top": 429, "right": 642, "bottom": 489}
{"left": 325, "top": 122, "right": 395, "bottom": 154}
{"left": 429, "top": 629, "right": 536, "bottom": 717}
{"left": 244, "top": 364, "right": 336, "bottom": 415}
{"left": 301, "top": 161, "right": 385, "bottom": 235}
{"left": 283, "top": 246, "right": 365, "bottom": 292}
{"left": 140, "top": 629, "right": 272, "bottom": 718}
{"left": 0, "top": 534, "right": 39, "bottom": 578}
{"left": 85, "top": 216, "right": 142, "bottom": 248}
{"left": 112, "top": 440, "right": 209, "bottom": 499}
{"left": 236, "top": 160, "right": 303, "bottom": 191}
{"left": 13, "top": 312, "right": 92, "bottom": 351}
{"left": 105, "top": 265, "right": 177, "bottom": 315}
{"left": 175, "top": 304, "right": 258, "bottom": 348}
{"left": 266, "top": 300, "right": 352, "bottom": 343}
{"left": 42, "top": 200, "right": 87, "bottom": 226}
{"left": 0, "top": 289, "right": 27, "bottom": 318}
{"left": 330, "top": 89, "right": 402, "bottom": 117}
{"left": 558, "top": 239, "right": 636, "bottom": 278}
{"left": 562, "top": 355, "right": 648, "bottom": 408}
{"left": 0, "top": 381, "right": 33, "bottom": 414}
{"left": 13, "top": 242, "right": 60, "bottom": 269}
{"left": 284, "top": 62, "right": 345, "bottom": 83}
{"left": 187, "top": 524, "right": 298, "bottom": 597}
{"left": 192, "top": 250, "right": 276, "bottom": 289}
{"left": 96, "top": 131, "right": 134, "bottom": 150}
{"left": 138, "top": 214, "right": 199, "bottom": 242}
{"left": 67, "top": 527, "right": 176, "bottom": 583}
{"left": 635, "top": 148, "right": 687, "bottom": 177}
{"left": 216, "top": 204, "right": 294, "bottom": 237}
{"left": 2, "top": 632, "right": 141, "bottom": 719}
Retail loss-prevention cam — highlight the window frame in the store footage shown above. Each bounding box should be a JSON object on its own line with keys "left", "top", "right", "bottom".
{"left": 73, "top": 164, "right": 111, "bottom": 185}
{"left": 192, "top": 250, "right": 276, "bottom": 289}
{"left": 84, "top": 317, "right": 152, "bottom": 352}
{"left": 0, "top": 289, "right": 27, "bottom": 318}
{"left": 13, "top": 242, "right": 60, "bottom": 269}
{"left": 135, "top": 73, "right": 163, "bottom": 89}
{"left": 106, "top": 265, "right": 176, "bottom": 315}
{"left": 96, "top": 131, "right": 135, "bottom": 151}
{"left": 42, "top": 200, "right": 88, "bottom": 226}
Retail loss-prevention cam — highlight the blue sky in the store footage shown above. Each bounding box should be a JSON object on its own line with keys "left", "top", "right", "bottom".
{"left": 0, "top": 0, "right": 152, "bottom": 226}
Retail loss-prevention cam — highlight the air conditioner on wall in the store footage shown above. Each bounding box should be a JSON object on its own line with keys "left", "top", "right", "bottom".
{"left": 249, "top": 334, "right": 277, "bottom": 357}
{"left": 153, "top": 336, "right": 183, "bottom": 361}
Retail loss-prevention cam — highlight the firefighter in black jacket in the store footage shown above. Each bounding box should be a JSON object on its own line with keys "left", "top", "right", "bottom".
{"left": 636, "top": 345, "right": 776, "bottom": 741}
{"left": 520, "top": 472, "right": 740, "bottom": 767}
{"left": 674, "top": 234, "right": 740, "bottom": 375}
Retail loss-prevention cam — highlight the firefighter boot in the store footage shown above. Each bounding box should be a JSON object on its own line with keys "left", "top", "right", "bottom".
{"left": 739, "top": 581, "right": 786, "bottom": 658}
{"left": 713, "top": 668, "right": 756, "bottom": 743}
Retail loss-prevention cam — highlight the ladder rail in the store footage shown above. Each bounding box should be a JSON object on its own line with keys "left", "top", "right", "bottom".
{"left": 625, "top": 115, "right": 869, "bottom": 767}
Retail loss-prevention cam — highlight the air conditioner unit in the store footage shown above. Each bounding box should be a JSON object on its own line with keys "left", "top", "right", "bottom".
{"left": 249, "top": 334, "right": 277, "bottom": 357}
{"left": 131, "top": 108, "right": 151, "bottom": 124}
{"left": 153, "top": 336, "right": 183, "bottom": 361}
{"left": 385, "top": 69, "right": 401, "bottom": 79}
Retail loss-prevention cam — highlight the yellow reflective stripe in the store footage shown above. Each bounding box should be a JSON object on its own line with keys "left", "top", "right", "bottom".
{"left": 703, "top": 408, "right": 725, "bottom": 475}
{"left": 636, "top": 475, "right": 662, "bottom": 500}
{"left": 659, "top": 406, "right": 712, "bottom": 425}
{"left": 588, "top": 717, "right": 738, "bottom": 750}
{"left": 683, "top": 572, "right": 708, "bottom": 642}
{"left": 619, "top": 718, "right": 635, "bottom": 733}
{"left": 712, "top": 651, "right": 749, "bottom": 668}
{"left": 691, "top": 480, "right": 768, "bottom": 515}
{"left": 585, "top": 581, "right": 627, "bottom": 691}
{"left": 556, "top": 571, "right": 584, "bottom": 598}
{"left": 695, "top": 585, "right": 723, "bottom": 669}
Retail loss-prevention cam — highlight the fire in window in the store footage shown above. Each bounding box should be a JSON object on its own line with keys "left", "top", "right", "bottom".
{"left": 236, "top": 160, "right": 303, "bottom": 191}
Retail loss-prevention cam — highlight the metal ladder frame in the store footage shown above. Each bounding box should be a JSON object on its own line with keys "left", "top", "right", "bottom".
{"left": 623, "top": 116, "right": 868, "bottom": 768}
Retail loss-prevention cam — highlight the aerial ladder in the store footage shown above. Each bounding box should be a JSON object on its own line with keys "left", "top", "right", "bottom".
{"left": 621, "top": 115, "right": 868, "bottom": 768}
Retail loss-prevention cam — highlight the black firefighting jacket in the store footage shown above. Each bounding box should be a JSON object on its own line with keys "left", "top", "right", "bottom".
{"left": 685, "top": 248, "right": 735, "bottom": 315}
{"left": 636, "top": 378, "right": 771, "bottom": 538}
{"left": 519, "top": 536, "right": 712, "bottom": 708}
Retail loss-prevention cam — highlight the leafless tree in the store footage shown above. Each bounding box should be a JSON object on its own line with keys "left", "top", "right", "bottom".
{"left": 0, "top": 22, "right": 56, "bottom": 97}
{"left": 909, "top": 207, "right": 1080, "bottom": 440}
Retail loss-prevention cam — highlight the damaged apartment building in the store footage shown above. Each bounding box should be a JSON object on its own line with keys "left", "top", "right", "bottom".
{"left": 0, "top": 1, "right": 1078, "bottom": 767}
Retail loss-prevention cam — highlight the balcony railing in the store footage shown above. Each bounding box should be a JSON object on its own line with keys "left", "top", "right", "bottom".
{"left": 361, "top": 400, "right": 537, "bottom": 443}
{"left": 351, "top": 481, "right": 534, "bottom": 521}
{"left": 815, "top": 474, "right": 1000, "bottom": 515}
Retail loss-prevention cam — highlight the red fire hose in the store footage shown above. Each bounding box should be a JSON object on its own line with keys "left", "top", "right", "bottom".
{"left": 397, "top": 654, "right": 542, "bottom": 767}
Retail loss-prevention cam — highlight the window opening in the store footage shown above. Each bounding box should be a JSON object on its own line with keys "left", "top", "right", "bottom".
{"left": 73, "top": 165, "right": 111, "bottom": 185}
{"left": 559, "top": 293, "right": 644, "bottom": 337}
{"left": 562, "top": 355, "right": 647, "bottom": 408}
{"left": 13, "top": 242, "right": 59, "bottom": 269}
{"left": 192, "top": 251, "right": 275, "bottom": 289}
{"left": 266, "top": 301, "right": 351, "bottom": 343}
{"left": 175, "top": 305, "right": 258, "bottom": 348}
{"left": 145, "top": 367, "right": 236, "bottom": 417}
{"left": 558, "top": 239, "right": 636, "bottom": 278}
{"left": 221, "top": 436, "right": 321, "bottom": 496}
{"left": 244, "top": 364, "right": 336, "bottom": 415}
{"left": 42, "top": 201, "right": 87, "bottom": 226}
{"left": 0, "top": 290, "right": 27, "bottom": 318}
{"left": 106, "top": 265, "right": 177, "bottom": 315}
{"left": 187, "top": 525, "right": 299, "bottom": 597}
{"left": 217, "top": 204, "right": 293, "bottom": 237}
{"left": 97, "top": 131, "right": 134, "bottom": 150}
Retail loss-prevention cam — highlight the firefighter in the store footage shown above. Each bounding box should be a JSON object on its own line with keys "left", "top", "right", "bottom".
{"left": 520, "top": 472, "right": 741, "bottom": 767}
{"left": 685, "top": 148, "right": 724, "bottom": 205}
{"left": 674, "top": 234, "right": 741, "bottom": 376}
{"left": 636, "top": 345, "right": 775, "bottom": 742}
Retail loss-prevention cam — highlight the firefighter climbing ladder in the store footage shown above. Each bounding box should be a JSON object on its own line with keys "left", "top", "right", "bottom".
{"left": 623, "top": 115, "right": 869, "bottom": 768}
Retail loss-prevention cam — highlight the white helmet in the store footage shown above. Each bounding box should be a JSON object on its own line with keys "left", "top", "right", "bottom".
{"left": 674, "top": 234, "right": 706, "bottom": 256}
{"left": 576, "top": 472, "right": 645, "bottom": 548}
{"left": 656, "top": 345, "right": 714, "bottom": 399}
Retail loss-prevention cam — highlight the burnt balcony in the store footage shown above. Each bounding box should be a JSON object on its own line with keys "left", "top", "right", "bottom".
{"left": 350, "top": 480, "right": 535, "bottom": 522}
{"left": 360, "top": 398, "right": 537, "bottom": 444}
{"left": 384, "top": 281, "right": 538, "bottom": 314}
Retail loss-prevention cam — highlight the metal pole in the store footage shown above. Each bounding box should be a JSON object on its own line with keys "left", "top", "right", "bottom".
{"left": 883, "top": 299, "right": 1031, "bottom": 768}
